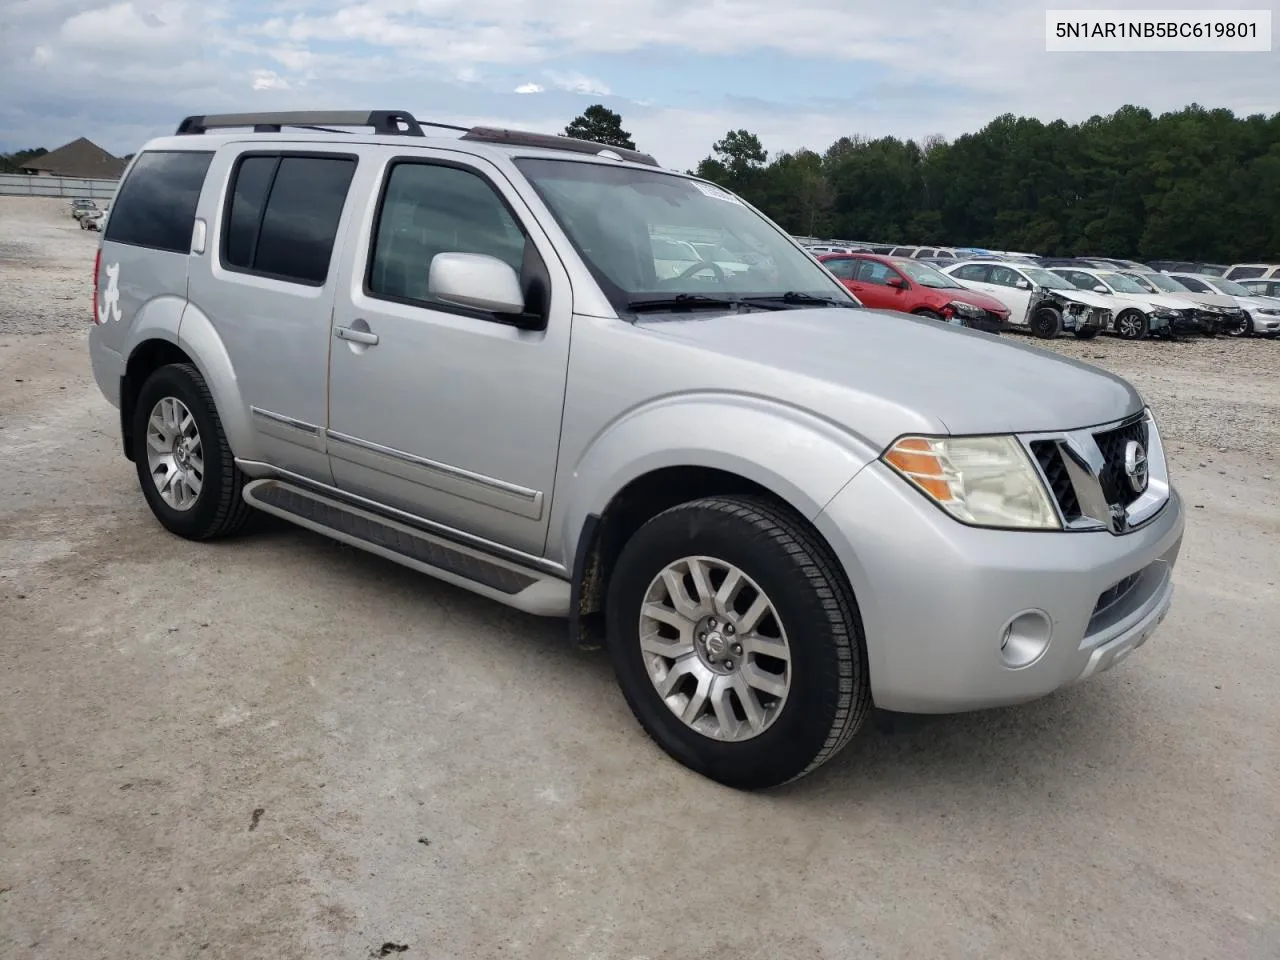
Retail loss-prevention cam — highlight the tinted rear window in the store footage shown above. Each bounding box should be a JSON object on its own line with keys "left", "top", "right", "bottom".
{"left": 104, "top": 150, "right": 213, "bottom": 253}
{"left": 221, "top": 153, "right": 357, "bottom": 285}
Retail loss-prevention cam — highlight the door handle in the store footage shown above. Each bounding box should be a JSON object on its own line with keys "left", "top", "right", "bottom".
{"left": 335, "top": 325, "right": 379, "bottom": 346}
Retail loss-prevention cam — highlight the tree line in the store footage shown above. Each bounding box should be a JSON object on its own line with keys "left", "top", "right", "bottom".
{"left": 565, "top": 102, "right": 1280, "bottom": 262}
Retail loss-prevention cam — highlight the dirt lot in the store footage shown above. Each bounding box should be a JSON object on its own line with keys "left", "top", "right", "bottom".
{"left": 2, "top": 196, "right": 1278, "bottom": 960}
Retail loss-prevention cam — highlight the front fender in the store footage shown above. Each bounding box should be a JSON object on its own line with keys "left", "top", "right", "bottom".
{"left": 551, "top": 391, "right": 882, "bottom": 564}
{"left": 175, "top": 304, "right": 257, "bottom": 460}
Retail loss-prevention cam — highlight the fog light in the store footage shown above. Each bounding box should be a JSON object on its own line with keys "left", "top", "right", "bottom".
{"left": 998, "top": 610, "right": 1052, "bottom": 668}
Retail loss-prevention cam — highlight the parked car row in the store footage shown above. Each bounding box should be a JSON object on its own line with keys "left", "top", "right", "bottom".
{"left": 810, "top": 249, "right": 1280, "bottom": 339}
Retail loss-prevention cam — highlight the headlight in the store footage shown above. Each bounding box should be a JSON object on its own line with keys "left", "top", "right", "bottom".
{"left": 1256, "top": 307, "right": 1280, "bottom": 316}
{"left": 948, "top": 301, "right": 984, "bottom": 318}
{"left": 1152, "top": 308, "right": 1179, "bottom": 319}
{"left": 882, "top": 435, "right": 1061, "bottom": 530}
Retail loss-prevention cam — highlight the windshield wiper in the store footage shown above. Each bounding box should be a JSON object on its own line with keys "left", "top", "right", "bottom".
{"left": 627, "top": 294, "right": 752, "bottom": 312}
{"left": 740, "top": 291, "right": 860, "bottom": 309}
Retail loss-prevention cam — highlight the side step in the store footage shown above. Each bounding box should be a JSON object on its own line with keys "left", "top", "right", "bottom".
{"left": 242, "top": 479, "right": 571, "bottom": 617}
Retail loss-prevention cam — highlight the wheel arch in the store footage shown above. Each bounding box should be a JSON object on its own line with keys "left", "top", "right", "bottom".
{"left": 119, "top": 305, "right": 254, "bottom": 463}
{"left": 558, "top": 395, "right": 882, "bottom": 647}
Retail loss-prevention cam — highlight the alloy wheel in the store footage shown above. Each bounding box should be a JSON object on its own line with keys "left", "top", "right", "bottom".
{"left": 638, "top": 556, "right": 791, "bottom": 742}
{"left": 144, "top": 396, "right": 204, "bottom": 511}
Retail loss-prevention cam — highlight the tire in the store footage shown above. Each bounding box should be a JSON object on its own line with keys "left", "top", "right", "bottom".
{"left": 132, "top": 363, "right": 253, "bottom": 541}
{"left": 1073, "top": 326, "right": 1100, "bottom": 340}
{"left": 913, "top": 309, "right": 944, "bottom": 322}
{"left": 1228, "top": 313, "right": 1252, "bottom": 338}
{"left": 1116, "top": 310, "right": 1148, "bottom": 340}
{"left": 605, "top": 495, "right": 871, "bottom": 790}
{"left": 1030, "top": 306, "right": 1062, "bottom": 339}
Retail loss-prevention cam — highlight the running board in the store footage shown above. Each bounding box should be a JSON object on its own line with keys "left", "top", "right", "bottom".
{"left": 242, "top": 479, "right": 570, "bottom": 617}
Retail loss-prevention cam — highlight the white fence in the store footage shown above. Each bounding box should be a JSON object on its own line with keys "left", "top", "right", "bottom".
{"left": 0, "top": 173, "right": 119, "bottom": 200}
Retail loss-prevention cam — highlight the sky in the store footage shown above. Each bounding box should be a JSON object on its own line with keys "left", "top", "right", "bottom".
{"left": 1, "top": 0, "right": 1278, "bottom": 171}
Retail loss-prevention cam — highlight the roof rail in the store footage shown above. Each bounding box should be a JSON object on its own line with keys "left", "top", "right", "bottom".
{"left": 173, "top": 110, "right": 663, "bottom": 166}
{"left": 461, "top": 127, "right": 661, "bottom": 167}
{"left": 175, "top": 110, "right": 429, "bottom": 137}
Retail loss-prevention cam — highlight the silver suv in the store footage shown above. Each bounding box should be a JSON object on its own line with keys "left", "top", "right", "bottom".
{"left": 89, "top": 110, "right": 1184, "bottom": 789}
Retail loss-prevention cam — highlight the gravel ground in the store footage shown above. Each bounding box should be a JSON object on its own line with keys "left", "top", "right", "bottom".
{"left": 2, "top": 196, "right": 1278, "bottom": 960}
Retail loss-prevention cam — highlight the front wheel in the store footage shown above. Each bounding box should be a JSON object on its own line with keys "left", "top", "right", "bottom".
{"left": 132, "top": 363, "right": 253, "bottom": 541}
{"left": 1228, "top": 313, "right": 1252, "bottom": 338}
{"left": 1030, "top": 306, "right": 1063, "bottom": 339}
{"left": 605, "top": 496, "right": 871, "bottom": 790}
{"left": 1116, "top": 310, "right": 1149, "bottom": 340}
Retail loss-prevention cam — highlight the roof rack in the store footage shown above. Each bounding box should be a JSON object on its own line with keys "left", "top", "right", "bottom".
{"left": 176, "top": 111, "right": 432, "bottom": 137}
{"left": 173, "top": 110, "right": 662, "bottom": 166}
{"left": 460, "top": 127, "right": 661, "bottom": 167}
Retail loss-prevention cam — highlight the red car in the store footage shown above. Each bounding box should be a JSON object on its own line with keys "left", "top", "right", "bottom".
{"left": 819, "top": 253, "right": 1008, "bottom": 333}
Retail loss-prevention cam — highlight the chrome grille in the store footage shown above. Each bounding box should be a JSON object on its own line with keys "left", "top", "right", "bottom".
{"left": 1021, "top": 410, "right": 1169, "bottom": 535}
{"left": 1093, "top": 418, "right": 1149, "bottom": 508}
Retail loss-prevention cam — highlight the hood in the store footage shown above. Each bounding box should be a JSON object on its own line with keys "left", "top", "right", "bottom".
{"left": 1235, "top": 295, "right": 1280, "bottom": 313}
{"left": 638, "top": 307, "right": 1143, "bottom": 442}
{"left": 1164, "top": 290, "right": 1238, "bottom": 309}
{"left": 1131, "top": 292, "right": 1200, "bottom": 310}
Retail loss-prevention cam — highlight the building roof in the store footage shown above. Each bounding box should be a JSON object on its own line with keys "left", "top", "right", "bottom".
{"left": 21, "top": 137, "right": 127, "bottom": 179}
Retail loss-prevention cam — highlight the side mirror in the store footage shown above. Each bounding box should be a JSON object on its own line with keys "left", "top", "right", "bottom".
{"left": 428, "top": 252, "right": 542, "bottom": 328}
{"left": 1093, "top": 285, "right": 1108, "bottom": 294}
{"left": 886, "top": 276, "right": 906, "bottom": 289}
{"left": 1015, "top": 279, "right": 1030, "bottom": 290}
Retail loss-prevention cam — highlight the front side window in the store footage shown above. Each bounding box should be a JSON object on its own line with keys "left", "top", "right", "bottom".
{"left": 368, "top": 161, "right": 532, "bottom": 309}
{"left": 513, "top": 158, "right": 851, "bottom": 309}
{"left": 1124, "top": 273, "right": 1157, "bottom": 293}
{"left": 105, "top": 150, "right": 213, "bottom": 253}
{"left": 951, "top": 264, "right": 989, "bottom": 282}
{"left": 1142, "top": 273, "right": 1190, "bottom": 293}
{"left": 855, "top": 259, "right": 901, "bottom": 286}
{"left": 1055, "top": 270, "right": 1095, "bottom": 290}
{"left": 986, "top": 266, "right": 1025, "bottom": 288}
{"left": 222, "top": 153, "right": 357, "bottom": 285}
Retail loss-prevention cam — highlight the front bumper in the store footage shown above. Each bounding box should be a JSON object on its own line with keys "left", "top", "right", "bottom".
{"left": 814, "top": 460, "right": 1185, "bottom": 714}
{"left": 1248, "top": 312, "right": 1280, "bottom": 335}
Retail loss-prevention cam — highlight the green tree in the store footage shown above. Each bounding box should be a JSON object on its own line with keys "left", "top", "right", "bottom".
{"left": 563, "top": 105, "right": 636, "bottom": 149}
{"left": 0, "top": 147, "right": 48, "bottom": 173}
{"left": 685, "top": 104, "right": 1280, "bottom": 261}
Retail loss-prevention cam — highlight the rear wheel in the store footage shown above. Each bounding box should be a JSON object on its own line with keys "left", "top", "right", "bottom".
{"left": 132, "top": 363, "right": 252, "bottom": 541}
{"left": 1030, "top": 306, "right": 1063, "bottom": 339}
{"left": 605, "top": 495, "right": 871, "bottom": 790}
{"left": 1116, "top": 310, "right": 1148, "bottom": 340}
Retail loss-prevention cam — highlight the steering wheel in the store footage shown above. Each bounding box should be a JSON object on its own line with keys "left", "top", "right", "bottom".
{"left": 673, "top": 259, "right": 726, "bottom": 282}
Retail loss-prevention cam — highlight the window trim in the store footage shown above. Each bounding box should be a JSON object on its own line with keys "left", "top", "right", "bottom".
{"left": 103, "top": 149, "right": 215, "bottom": 255}
{"left": 218, "top": 149, "right": 359, "bottom": 288}
{"left": 362, "top": 156, "right": 545, "bottom": 326}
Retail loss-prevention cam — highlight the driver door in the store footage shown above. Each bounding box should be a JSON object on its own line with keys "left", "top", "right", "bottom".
{"left": 984, "top": 265, "right": 1034, "bottom": 326}
{"left": 851, "top": 258, "right": 908, "bottom": 311}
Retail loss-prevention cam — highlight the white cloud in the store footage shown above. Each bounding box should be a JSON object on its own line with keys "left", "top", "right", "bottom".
{"left": 251, "top": 69, "right": 291, "bottom": 91}
{"left": 545, "top": 71, "right": 610, "bottom": 96}
{"left": 515, "top": 82, "right": 544, "bottom": 94}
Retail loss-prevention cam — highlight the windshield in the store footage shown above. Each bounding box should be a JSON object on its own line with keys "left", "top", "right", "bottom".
{"left": 512, "top": 158, "right": 851, "bottom": 309}
{"left": 896, "top": 260, "right": 961, "bottom": 288}
{"left": 1205, "top": 276, "right": 1251, "bottom": 296}
{"left": 1022, "top": 267, "right": 1077, "bottom": 290}
{"left": 1100, "top": 272, "right": 1149, "bottom": 294}
{"left": 1123, "top": 273, "right": 1158, "bottom": 292}
{"left": 1138, "top": 272, "right": 1189, "bottom": 293}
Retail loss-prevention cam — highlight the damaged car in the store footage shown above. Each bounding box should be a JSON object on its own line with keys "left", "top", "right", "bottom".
{"left": 941, "top": 260, "right": 1111, "bottom": 339}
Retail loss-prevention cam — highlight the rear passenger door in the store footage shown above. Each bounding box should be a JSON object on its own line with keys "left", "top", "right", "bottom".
{"left": 324, "top": 150, "right": 573, "bottom": 556}
{"left": 187, "top": 145, "right": 363, "bottom": 483}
